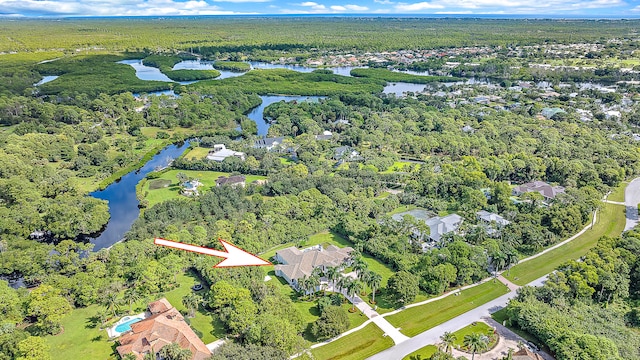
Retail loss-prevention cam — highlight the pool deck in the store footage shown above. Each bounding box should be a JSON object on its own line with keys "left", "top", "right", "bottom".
{"left": 107, "top": 312, "right": 147, "bottom": 338}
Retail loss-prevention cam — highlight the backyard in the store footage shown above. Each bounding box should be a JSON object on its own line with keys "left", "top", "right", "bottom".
{"left": 45, "top": 270, "right": 223, "bottom": 359}
{"left": 140, "top": 169, "right": 267, "bottom": 207}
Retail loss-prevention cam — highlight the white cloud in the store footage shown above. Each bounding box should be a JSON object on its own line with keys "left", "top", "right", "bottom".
{"left": 297, "top": 1, "right": 326, "bottom": 9}
{"left": 0, "top": 0, "right": 255, "bottom": 16}
{"left": 331, "top": 4, "right": 369, "bottom": 10}
{"left": 395, "top": 2, "right": 445, "bottom": 10}
{"left": 212, "top": 0, "right": 272, "bottom": 2}
{"left": 374, "top": 0, "right": 395, "bottom": 4}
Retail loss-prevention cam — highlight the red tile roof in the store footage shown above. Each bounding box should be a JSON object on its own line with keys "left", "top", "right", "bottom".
{"left": 116, "top": 298, "right": 211, "bottom": 360}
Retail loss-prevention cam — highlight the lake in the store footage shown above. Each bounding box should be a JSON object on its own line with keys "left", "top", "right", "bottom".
{"left": 247, "top": 95, "right": 324, "bottom": 136}
{"left": 88, "top": 141, "right": 191, "bottom": 251}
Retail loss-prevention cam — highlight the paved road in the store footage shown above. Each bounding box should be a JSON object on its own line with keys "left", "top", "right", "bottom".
{"left": 624, "top": 177, "right": 640, "bottom": 231}
{"left": 366, "top": 275, "right": 549, "bottom": 360}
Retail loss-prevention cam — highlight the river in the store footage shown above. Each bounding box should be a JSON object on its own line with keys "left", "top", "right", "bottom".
{"left": 88, "top": 141, "right": 191, "bottom": 251}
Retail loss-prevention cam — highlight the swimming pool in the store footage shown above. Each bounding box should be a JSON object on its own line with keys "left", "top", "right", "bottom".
{"left": 115, "top": 317, "right": 143, "bottom": 333}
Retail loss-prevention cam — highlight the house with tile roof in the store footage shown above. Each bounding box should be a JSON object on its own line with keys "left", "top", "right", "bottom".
{"left": 215, "top": 175, "right": 246, "bottom": 188}
{"left": 513, "top": 348, "right": 544, "bottom": 360}
{"left": 116, "top": 298, "right": 211, "bottom": 360}
{"left": 512, "top": 181, "right": 565, "bottom": 202}
{"left": 274, "top": 245, "right": 353, "bottom": 290}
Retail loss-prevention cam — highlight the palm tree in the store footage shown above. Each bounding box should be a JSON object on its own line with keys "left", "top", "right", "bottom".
{"left": 358, "top": 270, "right": 371, "bottom": 295}
{"left": 182, "top": 293, "right": 201, "bottom": 318}
{"left": 123, "top": 354, "right": 137, "bottom": 360}
{"left": 504, "top": 348, "right": 515, "bottom": 360}
{"left": 367, "top": 272, "right": 382, "bottom": 304}
{"left": 353, "top": 257, "right": 368, "bottom": 278}
{"left": 337, "top": 276, "right": 352, "bottom": 298}
{"left": 439, "top": 331, "right": 457, "bottom": 354}
{"left": 327, "top": 266, "right": 340, "bottom": 292}
{"left": 463, "top": 333, "right": 489, "bottom": 360}
{"left": 307, "top": 274, "right": 321, "bottom": 299}
{"left": 298, "top": 275, "right": 310, "bottom": 297}
{"left": 506, "top": 251, "right": 519, "bottom": 276}
{"left": 158, "top": 343, "right": 192, "bottom": 360}
{"left": 102, "top": 291, "right": 120, "bottom": 317}
{"left": 492, "top": 252, "right": 507, "bottom": 277}
{"left": 346, "top": 280, "right": 363, "bottom": 312}
{"left": 124, "top": 287, "right": 142, "bottom": 314}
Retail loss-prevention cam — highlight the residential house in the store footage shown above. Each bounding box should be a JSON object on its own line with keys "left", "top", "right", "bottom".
{"left": 215, "top": 175, "right": 246, "bottom": 188}
{"left": 425, "top": 214, "right": 464, "bottom": 242}
{"left": 334, "top": 146, "right": 361, "bottom": 161}
{"left": 116, "top": 298, "right": 211, "bottom": 360}
{"left": 253, "top": 136, "right": 285, "bottom": 152}
{"left": 477, "top": 210, "right": 510, "bottom": 236}
{"left": 512, "top": 181, "right": 565, "bottom": 202}
{"left": 314, "top": 130, "right": 333, "bottom": 140}
{"left": 512, "top": 348, "right": 544, "bottom": 360}
{"left": 274, "top": 245, "right": 353, "bottom": 291}
{"left": 206, "top": 144, "right": 245, "bottom": 162}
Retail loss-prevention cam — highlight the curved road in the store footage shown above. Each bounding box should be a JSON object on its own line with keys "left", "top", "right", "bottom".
{"left": 624, "top": 177, "right": 640, "bottom": 231}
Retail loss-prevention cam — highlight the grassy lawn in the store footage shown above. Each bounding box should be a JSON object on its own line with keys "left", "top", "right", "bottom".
{"left": 310, "top": 323, "right": 394, "bottom": 360}
{"left": 381, "top": 161, "right": 421, "bottom": 174}
{"left": 451, "top": 322, "right": 493, "bottom": 348}
{"left": 46, "top": 305, "right": 118, "bottom": 360}
{"left": 402, "top": 345, "right": 438, "bottom": 360}
{"left": 387, "top": 205, "right": 419, "bottom": 215}
{"left": 141, "top": 169, "right": 267, "bottom": 207}
{"left": 161, "top": 271, "right": 224, "bottom": 343}
{"left": 608, "top": 181, "right": 628, "bottom": 202}
{"left": 505, "top": 202, "right": 626, "bottom": 285}
{"left": 386, "top": 281, "right": 510, "bottom": 337}
{"left": 183, "top": 146, "right": 211, "bottom": 160}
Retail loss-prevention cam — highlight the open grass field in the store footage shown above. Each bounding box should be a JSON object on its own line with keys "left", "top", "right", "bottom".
{"left": 451, "top": 321, "right": 494, "bottom": 348}
{"left": 386, "top": 281, "right": 509, "bottom": 337}
{"left": 310, "top": 323, "right": 394, "bottom": 360}
{"left": 402, "top": 345, "right": 438, "bottom": 360}
{"left": 141, "top": 169, "right": 266, "bottom": 207}
{"left": 183, "top": 146, "right": 212, "bottom": 160}
{"left": 504, "top": 202, "right": 626, "bottom": 285}
{"left": 608, "top": 181, "right": 628, "bottom": 202}
{"left": 46, "top": 304, "right": 118, "bottom": 360}
{"left": 381, "top": 161, "right": 421, "bottom": 174}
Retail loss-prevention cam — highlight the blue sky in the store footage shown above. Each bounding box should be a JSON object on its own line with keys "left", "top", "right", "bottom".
{"left": 1, "top": 0, "right": 640, "bottom": 17}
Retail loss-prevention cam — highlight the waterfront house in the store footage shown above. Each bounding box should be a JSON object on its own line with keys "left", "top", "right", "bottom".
{"left": 206, "top": 144, "right": 245, "bottom": 162}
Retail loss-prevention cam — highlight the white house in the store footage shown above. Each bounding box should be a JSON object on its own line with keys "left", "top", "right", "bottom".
{"left": 425, "top": 214, "right": 464, "bottom": 242}
{"left": 206, "top": 144, "right": 245, "bottom": 162}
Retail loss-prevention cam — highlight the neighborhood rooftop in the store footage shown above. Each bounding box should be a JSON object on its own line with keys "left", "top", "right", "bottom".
{"left": 274, "top": 245, "right": 353, "bottom": 288}
{"left": 116, "top": 298, "right": 211, "bottom": 360}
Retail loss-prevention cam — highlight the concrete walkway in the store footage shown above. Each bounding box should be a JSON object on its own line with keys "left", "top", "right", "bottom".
{"left": 624, "top": 177, "right": 640, "bottom": 231}
{"left": 335, "top": 272, "right": 409, "bottom": 344}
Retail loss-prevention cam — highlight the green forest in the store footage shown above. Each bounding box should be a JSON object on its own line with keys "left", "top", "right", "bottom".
{"left": 1, "top": 17, "right": 640, "bottom": 360}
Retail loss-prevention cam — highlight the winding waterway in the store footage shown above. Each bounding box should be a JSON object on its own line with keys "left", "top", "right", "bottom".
{"left": 89, "top": 141, "right": 190, "bottom": 251}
